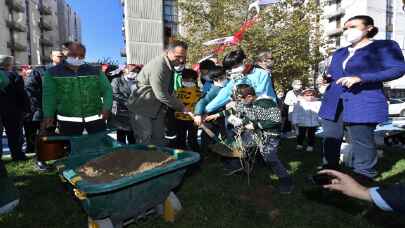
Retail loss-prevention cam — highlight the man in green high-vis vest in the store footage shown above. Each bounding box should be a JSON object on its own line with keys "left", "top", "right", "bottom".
{"left": 42, "top": 42, "right": 113, "bottom": 136}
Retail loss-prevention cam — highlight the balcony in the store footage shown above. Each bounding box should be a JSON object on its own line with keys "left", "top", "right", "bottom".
{"left": 325, "top": 0, "right": 341, "bottom": 5}
{"left": 327, "top": 28, "right": 343, "bottom": 37}
{"left": 40, "top": 37, "right": 54, "bottom": 47}
{"left": 7, "top": 40, "right": 27, "bottom": 52}
{"left": 121, "top": 48, "right": 127, "bottom": 57}
{"left": 39, "top": 5, "right": 52, "bottom": 15}
{"left": 39, "top": 19, "right": 53, "bottom": 31}
{"left": 6, "top": 19, "right": 27, "bottom": 32}
{"left": 6, "top": 0, "right": 25, "bottom": 12}
{"left": 325, "top": 8, "right": 345, "bottom": 20}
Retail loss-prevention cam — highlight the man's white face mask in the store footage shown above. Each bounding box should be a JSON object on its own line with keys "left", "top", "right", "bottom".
{"left": 174, "top": 64, "right": 185, "bottom": 72}
{"left": 66, "top": 57, "right": 85, "bottom": 66}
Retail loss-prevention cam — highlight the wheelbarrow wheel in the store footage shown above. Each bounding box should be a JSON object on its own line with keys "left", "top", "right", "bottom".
{"left": 88, "top": 217, "right": 114, "bottom": 228}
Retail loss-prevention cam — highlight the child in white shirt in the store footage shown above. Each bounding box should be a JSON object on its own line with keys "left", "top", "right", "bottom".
{"left": 291, "top": 88, "right": 321, "bottom": 152}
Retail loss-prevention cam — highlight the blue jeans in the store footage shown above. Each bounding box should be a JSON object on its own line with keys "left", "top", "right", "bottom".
{"left": 321, "top": 113, "right": 378, "bottom": 178}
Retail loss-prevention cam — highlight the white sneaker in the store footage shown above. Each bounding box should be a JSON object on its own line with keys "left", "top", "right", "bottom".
{"left": 306, "top": 146, "right": 314, "bottom": 152}
{"left": 296, "top": 145, "right": 304, "bottom": 150}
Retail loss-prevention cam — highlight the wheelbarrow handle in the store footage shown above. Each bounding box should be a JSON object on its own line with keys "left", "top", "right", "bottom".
{"left": 200, "top": 124, "right": 217, "bottom": 139}
{"left": 185, "top": 112, "right": 218, "bottom": 139}
{"left": 41, "top": 129, "right": 117, "bottom": 142}
{"left": 41, "top": 135, "right": 72, "bottom": 142}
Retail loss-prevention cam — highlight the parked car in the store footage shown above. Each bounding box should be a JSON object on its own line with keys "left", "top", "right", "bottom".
{"left": 388, "top": 98, "right": 405, "bottom": 116}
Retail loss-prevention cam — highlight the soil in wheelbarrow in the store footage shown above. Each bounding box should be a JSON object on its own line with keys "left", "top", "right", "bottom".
{"left": 76, "top": 149, "right": 176, "bottom": 184}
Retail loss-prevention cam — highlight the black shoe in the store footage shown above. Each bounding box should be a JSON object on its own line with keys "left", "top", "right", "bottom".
{"left": 302, "top": 187, "right": 367, "bottom": 215}
{"left": 278, "top": 177, "right": 294, "bottom": 194}
{"left": 35, "top": 161, "right": 53, "bottom": 172}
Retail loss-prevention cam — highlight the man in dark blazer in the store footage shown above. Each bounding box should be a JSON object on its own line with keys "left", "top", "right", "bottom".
{"left": 127, "top": 41, "right": 189, "bottom": 146}
{"left": 0, "top": 55, "right": 30, "bottom": 161}
{"left": 110, "top": 65, "right": 143, "bottom": 144}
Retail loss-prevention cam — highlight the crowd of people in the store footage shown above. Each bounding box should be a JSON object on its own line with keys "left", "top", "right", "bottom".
{"left": 1, "top": 15, "right": 405, "bottom": 216}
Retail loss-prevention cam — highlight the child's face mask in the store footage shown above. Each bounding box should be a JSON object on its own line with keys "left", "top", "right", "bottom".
{"left": 240, "top": 96, "right": 254, "bottom": 105}
{"left": 227, "top": 64, "right": 245, "bottom": 81}
{"left": 303, "top": 93, "right": 316, "bottom": 101}
{"left": 214, "top": 79, "right": 228, "bottom": 87}
{"left": 182, "top": 81, "right": 196, "bottom": 88}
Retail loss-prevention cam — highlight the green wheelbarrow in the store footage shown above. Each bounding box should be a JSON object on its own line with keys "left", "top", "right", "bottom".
{"left": 44, "top": 132, "right": 200, "bottom": 227}
{"left": 49, "top": 131, "right": 199, "bottom": 228}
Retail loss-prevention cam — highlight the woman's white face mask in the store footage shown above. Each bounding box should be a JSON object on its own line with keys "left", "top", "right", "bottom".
{"left": 343, "top": 28, "right": 366, "bottom": 44}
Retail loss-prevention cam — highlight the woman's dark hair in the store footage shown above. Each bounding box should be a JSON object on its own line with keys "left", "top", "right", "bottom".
{"left": 345, "top": 15, "right": 379, "bottom": 38}
{"left": 223, "top": 49, "right": 246, "bottom": 70}
{"left": 182, "top": 69, "right": 198, "bottom": 80}
{"left": 235, "top": 84, "right": 256, "bottom": 98}
{"left": 206, "top": 66, "right": 225, "bottom": 81}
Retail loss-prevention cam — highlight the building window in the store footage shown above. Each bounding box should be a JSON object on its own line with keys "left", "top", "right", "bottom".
{"left": 327, "top": 0, "right": 341, "bottom": 6}
{"left": 336, "top": 0, "right": 341, "bottom": 9}
{"left": 387, "top": 0, "right": 394, "bottom": 13}
{"left": 163, "top": 0, "right": 178, "bottom": 40}
{"left": 386, "top": 0, "right": 394, "bottom": 40}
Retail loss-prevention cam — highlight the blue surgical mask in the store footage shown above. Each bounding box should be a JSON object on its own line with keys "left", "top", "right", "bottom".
{"left": 66, "top": 57, "right": 85, "bottom": 66}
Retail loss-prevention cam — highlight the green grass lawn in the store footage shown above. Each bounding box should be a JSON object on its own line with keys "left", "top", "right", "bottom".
{"left": 1, "top": 139, "right": 405, "bottom": 228}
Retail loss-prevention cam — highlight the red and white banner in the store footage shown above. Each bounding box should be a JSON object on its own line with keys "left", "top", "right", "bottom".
{"left": 201, "top": 1, "right": 278, "bottom": 56}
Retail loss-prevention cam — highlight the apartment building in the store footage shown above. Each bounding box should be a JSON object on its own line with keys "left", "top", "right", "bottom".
{"left": 0, "top": 0, "right": 81, "bottom": 65}
{"left": 321, "top": 0, "right": 405, "bottom": 53}
{"left": 121, "top": 0, "right": 179, "bottom": 64}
